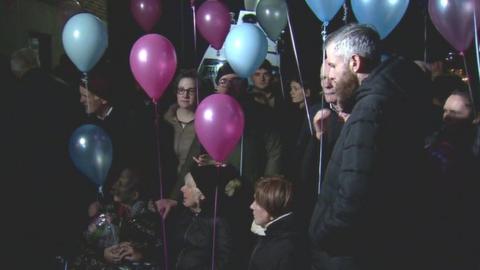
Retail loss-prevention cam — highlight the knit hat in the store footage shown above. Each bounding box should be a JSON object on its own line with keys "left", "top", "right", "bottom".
{"left": 189, "top": 165, "right": 240, "bottom": 217}
{"left": 215, "top": 62, "right": 236, "bottom": 84}
{"left": 83, "top": 70, "right": 113, "bottom": 102}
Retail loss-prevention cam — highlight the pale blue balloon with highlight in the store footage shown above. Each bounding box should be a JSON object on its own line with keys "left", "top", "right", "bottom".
{"left": 351, "top": 0, "right": 409, "bottom": 39}
{"left": 305, "top": 0, "right": 344, "bottom": 23}
{"left": 62, "top": 13, "right": 108, "bottom": 73}
{"left": 224, "top": 23, "right": 268, "bottom": 78}
{"left": 69, "top": 124, "right": 113, "bottom": 187}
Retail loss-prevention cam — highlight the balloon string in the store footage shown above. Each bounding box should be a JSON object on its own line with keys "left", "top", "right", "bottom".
{"left": 211, "top": 167, "right": 220, "bottom": 270}
{"left": 321, "top": 24, "right": 327, "bottom": 60}
{"left": 342, "top": 2, "right": 348, "bottom": 25}
{"left": 461, "top": 53, "right": 478, "bottom": 118}
{"left": 154, "top": 102, "right": 169, "bottom": 270}
{"left": 287, "top": 11, "right": 313, "bottom": 136}
{"left": 317, "top": 23, "right": 328, "bottom": 195}
{"left": 192, "top": 3, "right": 200, "bottom": 105}
{"left": 474, "top": 9, "right": 480, "bottom": 115}
{"left": 97, "top": 185, "right": 104, "bottom": 201}
{"left": 277, "top": 42, "right": 286, "bottom": 100}
{"left": 239, "top": 135, "right": 244, "bottom": 177}
{"left": 82, "top": 72, "right": 90, "bottom": 115}
{"left": 180, "top": 0, "right": 186, "bottom": 63}
{"left": 423, "top": 11, "right": 428, "bottom": 62}
{"left": 317, "top": 98, "right": 325, "bottom": 195}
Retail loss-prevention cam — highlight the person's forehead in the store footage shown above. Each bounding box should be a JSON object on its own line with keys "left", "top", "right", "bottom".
{"left": 179, "top": 77, "right": 195, "bottom": 84}
{"left": 220, "top": 73, "right": 238, "bottom": 80}
{"left": 255, "top": 68, "right": 270, "bottom": 74}
{"left": 444, "top": 95, "right": 469, "bottom": 110}
{"left": 290, "top": 80, "right": 301, "bottom": 86}
{"left": 79, "top": 85, "right": 88, "bottom": 92}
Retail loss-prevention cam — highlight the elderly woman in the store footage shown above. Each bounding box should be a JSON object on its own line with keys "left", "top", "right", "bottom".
{"left": 168, "top": 165, "right": 240, "bottom": 270}
{"left": 248, "top": 176, "right": 307, "bottom": 270}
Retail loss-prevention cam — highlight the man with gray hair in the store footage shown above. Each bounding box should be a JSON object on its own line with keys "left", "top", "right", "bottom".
{"left": 309, "top": 24, "right": 434, "bottom": 270}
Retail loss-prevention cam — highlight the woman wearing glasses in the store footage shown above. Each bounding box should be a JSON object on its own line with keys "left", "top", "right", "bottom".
{"left": 155, "top": 69, "right": 209, "bottom": 219}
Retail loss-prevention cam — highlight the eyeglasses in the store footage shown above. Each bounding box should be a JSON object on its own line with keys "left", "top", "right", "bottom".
{"left": 218, "top": 77, "right": 244, "bottom": 86}
{"left": 177, "top": 87, "right": 196, "bottom": 95}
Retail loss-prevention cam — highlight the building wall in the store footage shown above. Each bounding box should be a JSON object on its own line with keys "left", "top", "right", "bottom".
{"left": 0, "top": 0, "right": 107, "bottom": 69}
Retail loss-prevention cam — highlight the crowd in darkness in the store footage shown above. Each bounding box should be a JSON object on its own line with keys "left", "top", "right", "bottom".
{"left": 3, "top": 23, "right": 480, "bottom": 270}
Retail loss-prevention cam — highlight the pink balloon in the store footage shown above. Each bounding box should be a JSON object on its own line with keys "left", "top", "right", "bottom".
{"left": 428, "top": 0, "right": 477, "bottom": 52}
{"left": 195, "top": 94, "right": 245, "bottom": 163}
{"left": 196, "top": 0, "right": 231, "bottom": 50}
{"left": 130, "top": 34, "right": 177, "bottom": 102}
{"left": 131, "top": 0, "right": 162, "bottom": 32}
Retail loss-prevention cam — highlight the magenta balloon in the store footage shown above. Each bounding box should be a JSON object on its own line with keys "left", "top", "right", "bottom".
{"left": 130, "top": 34, "right": 177, "bottom": 102}
{"left": 428, "top": 0, "right": 476, "bottom": 52}
{"left": 131, "top": 0, "right": 162, "bottom": 32}
{"left": 196, "top": 0, "right": 231, "bottom": 50}
{"left": 195, "top": 94, "right": 245, "bottom": 163}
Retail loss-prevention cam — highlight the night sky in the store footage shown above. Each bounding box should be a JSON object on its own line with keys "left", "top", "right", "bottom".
{"left": 106, "top": 0, "right": 478, "bottom": 103}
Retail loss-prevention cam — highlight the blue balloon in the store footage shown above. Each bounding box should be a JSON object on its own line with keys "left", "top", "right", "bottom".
{"left": 62, "top": 13, "right": 108, "bottom": 73}
{"left": 224, "top": 23, "right": 268, "bottom": 78}
{"left": 305, "top": 0, "right": 344, "bottom": 23}
{"left": 69, "top": 124, "right": 113, "bottom": 186}
{"left": 351, "top": 0, "right": 409, "bottom": 39}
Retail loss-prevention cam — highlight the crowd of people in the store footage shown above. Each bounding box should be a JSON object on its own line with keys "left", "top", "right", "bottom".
{"left": 4, "top": 23, "right": 480, "bottom": 270}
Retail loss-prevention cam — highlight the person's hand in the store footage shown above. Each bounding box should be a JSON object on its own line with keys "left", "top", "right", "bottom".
{"left": 338, "top": 112, "right": 350, "bottom": 123}
{"left": 88, "top": 201, "right": 101, "bottom": 218}
{"left": 193, "top": 154, "right": 216, "bottom": 166}
{"left": 193, "top": 154, "right": 226, "bottom": 167}
{"left": 313, "top": 109, "right": 332, "bottom": 140}
{"left": 104, "top": 244, "right": 123, "bottom": 264}
{"left": 155, "top": 198, "right": 178, "bottom": 219}
{"left": 118, "top": 242, "right": 144, "bottom": 262}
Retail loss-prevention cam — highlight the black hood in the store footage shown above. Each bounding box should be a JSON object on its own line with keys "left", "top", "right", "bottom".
{"left": 354, "top": 57, "right": 431, "bottom": 110}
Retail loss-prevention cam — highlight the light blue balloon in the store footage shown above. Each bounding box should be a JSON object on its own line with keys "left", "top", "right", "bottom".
{"left": 69, "top": 124, "right": 113, "bottom": 186}
{"left": 351, "top": 0, "right": 409, "bottom": 39}
{"left": 224, "top": 23, "right": 268, "bottom": 78}
{"left": 305, "top": 0, "right": 344, "bottom": 23}
{"left": 62, "top": 13, "right": 108, "bottom": 73}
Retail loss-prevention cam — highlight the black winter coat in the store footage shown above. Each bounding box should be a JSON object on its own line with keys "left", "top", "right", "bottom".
{"left": 309, "top": 57, "right": 433, "bottom": 270}
{"left": 248, "top": 213, "right": 308, "bottom": 270}
{"left": 169, "top": 207, "right": 233, "bottom": 270}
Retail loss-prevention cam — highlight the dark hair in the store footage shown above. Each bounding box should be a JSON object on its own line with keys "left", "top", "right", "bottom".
{"left": 257, "top": 59, "right": 273, "bottom": 73}
{"left": 190, "top": 165, "right": 239, "bottom": 217}
{"left": 215, "top": 62, "right": 236, "bottom": 84}
{"left": 286, "top": 75, "right": 319, "bottom": 104}
{"left": 432, "top": 74, "right": 467, "bottom": 105}
{"left": 83, "top": 65, "right": 114, "bottom": 102}
{"left": 174, "top": 69, "right": 198, "bottom": 85}
{"left": 111, "top": 168, "right": 143, "bottom": 204}
{"left": 172, "top": 69, "right": 209, "bottom": 101}
{"left": 254, "top": 176, "right": 292, "bottom": 218}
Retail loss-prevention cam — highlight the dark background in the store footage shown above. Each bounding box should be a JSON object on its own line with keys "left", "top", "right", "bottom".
{"left": 105, "top": 0, "right": 478, "bottom": 106}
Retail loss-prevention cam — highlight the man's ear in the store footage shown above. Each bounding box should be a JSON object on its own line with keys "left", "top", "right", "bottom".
{"left": 349, "top": 54, "right": 363, "bottom": 73}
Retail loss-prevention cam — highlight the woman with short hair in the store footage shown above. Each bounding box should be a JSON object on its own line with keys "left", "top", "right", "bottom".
{"left": 248, "top": 176, "right": 308, "bottom": 270}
